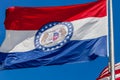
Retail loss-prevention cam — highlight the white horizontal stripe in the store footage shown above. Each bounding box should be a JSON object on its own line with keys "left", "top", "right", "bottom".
{"left": 100, "top": 63, "right": 120, "bottom": 77}
{"left": 99, "top": 73, "right": 120, "bottom": 80}
{"left": 0, "top": 17, "right": 108, "bottom": 52}
{"left": 0, "top": 31, "right": 36, "bottom": 52}
{"left": 101, "top": 66, "right": 120, "bottom": 77}
{"left": 116, "top": 73, "right": 120, "bottom": 79}
{"left": 71, "top": 16, "right": 108, "bottom": 40}
{"left": 99, "top": 77, "right": 109, "bottom": 80}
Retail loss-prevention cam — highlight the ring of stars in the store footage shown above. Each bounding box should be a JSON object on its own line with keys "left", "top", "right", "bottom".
{"left": 34, "top": 22, "right": 74, "bottom": 52}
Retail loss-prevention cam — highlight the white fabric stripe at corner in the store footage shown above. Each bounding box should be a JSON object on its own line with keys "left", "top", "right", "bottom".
{"left": 99, "top": 73, "right": 120, "bottom": 80}
{"left": 100, "top": 63, "right": 120, "bottom": 75}
{"left": 99, "top": 77, "right": 110, "bottom": 80}
{"left": 116, "top": 73, "right": 120, "bottom": 79}
{"left": 100, "top": 63, "right": 120, "bottom": 77}
{"left": 0, "top": 16, "right": 108, "bottom": 52}
{"left": 0, "top": 31, "right": 36, "bottom": 52}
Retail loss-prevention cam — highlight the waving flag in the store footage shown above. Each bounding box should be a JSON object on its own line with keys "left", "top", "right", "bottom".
{"left": 0, "top": 0, "right": 108, "bottom": 69}
{"left": 97, "top": 62, "right": 120, "bottom": 80}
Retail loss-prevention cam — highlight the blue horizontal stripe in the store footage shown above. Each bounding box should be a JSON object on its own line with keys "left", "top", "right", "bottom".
{"left": 0, "top": 36, "right": 107, "bottom": 70}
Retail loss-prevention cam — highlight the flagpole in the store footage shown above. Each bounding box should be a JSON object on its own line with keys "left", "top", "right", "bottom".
{"left": 109, "top": 0, "right": 115, "bottom": 80}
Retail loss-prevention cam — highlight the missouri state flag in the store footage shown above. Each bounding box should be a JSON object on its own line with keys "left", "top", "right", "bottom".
{"left": 0, "top": 0, "right": 108, "bottom": 69}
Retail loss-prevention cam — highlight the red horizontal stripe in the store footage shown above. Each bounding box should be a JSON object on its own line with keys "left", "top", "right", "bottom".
{"left": 99, "top": 64, "right": 120, "bottom": 78}
{"left": 97, "top": 77, "right": 120, "bottom": 80}
{"left": 97, "top": 69, "right": 120, "bottom": 80}
{"left": 5, "top": 0, "right": 106, "bottom": 30}
{"left": 116, "top": 77, "right": 120, "bottom": 80}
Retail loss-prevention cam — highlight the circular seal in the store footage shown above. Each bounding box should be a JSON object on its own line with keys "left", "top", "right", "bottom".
{"left": 34, "top": 22, "right": 73, "bottom": 52}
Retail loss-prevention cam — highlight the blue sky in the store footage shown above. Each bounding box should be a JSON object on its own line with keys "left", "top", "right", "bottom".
{"left": 0, "top": 0, "right": 120, "bottom": 80}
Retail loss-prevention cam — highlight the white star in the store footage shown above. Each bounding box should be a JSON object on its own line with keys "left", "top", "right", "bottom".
{"left": 45, "top": 26, "right": 48, "bottom": 28}
{"left": 39, "top": 46, "right": 42, "bottom": 49}
{"left": 36, "top": 36, "right": 39, "bottom": 39}
{"left": 39, "top": 32, "right": 41, "bottom": 35}
{"left": 65, "top": 23, "right": 68, "bottom": 25}
{"left": 41, "top": 29, "right": 44, "bottom": 31}
{"left": 42, "top": 48, "right": 45, "bottom": 50}
{"left": 66, "top": 36, "right": 70, "bottom": 39}
{"left": 64, "top": 40, "right": 67, "bottom": 43}
{"left": 69, "top": 26, "right": 72, "bottom": 28}
{"left": 49, "top": 24, "right": 52, "bottom": 27}
{"left": 60, "top": 43, "right": 64, "bottom": 46}
{"left": 36, "top": 44, "right": 39, "bottom": 47}
{"left": 36, "top": 39, "right": 39, "bottom": 42}
{"left": 56, "top": 46, "right": 60, "bottom": 49}
{"left": 69, "top": 32, "right": 72, "bottom": 35}
{"left": 46, "top": 48, "right": 50, "bottom": 51}
{"left": 51, "top": 48, "right": 55, "bottom": 50}
{"left": 67, "top": 24, "right": 71, "bottom": 26}
{"left": 53, "top": 23, "right": 57, "bottom": 25}
{"left": 69, "top": 29, "right": 72, "bottom": 31}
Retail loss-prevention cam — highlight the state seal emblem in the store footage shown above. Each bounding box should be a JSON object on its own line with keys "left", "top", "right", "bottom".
{"left": 34, "top": 22, "right": 73, "bottom": 52}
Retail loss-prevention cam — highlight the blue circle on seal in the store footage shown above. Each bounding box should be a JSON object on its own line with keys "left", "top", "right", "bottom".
{"left": 34, "top": 22, "right": 73, "bottom": 52}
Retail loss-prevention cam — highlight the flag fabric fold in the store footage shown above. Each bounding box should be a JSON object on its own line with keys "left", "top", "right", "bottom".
{"left": 0, "top": 0, "right": 108, "bottom": 70}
